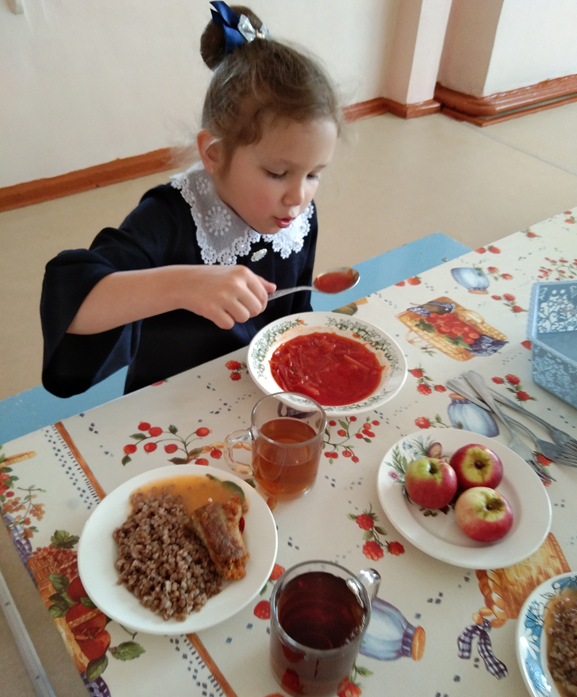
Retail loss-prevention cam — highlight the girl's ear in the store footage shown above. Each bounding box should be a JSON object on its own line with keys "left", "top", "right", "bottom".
{"left": 197, "top": 129, "right": 223, "bottom": 175}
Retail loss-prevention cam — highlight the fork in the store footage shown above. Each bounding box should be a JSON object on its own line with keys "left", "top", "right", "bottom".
{"left": 506, "top": 416, "right": 577, "bottom": 467}
{"left": 486, "top": 387, "right": 577, "bottom": 453}
{"left": 462, "top": 371, "right": 555, "bottom": 483}
{"left": 447, "top": 378, "right": 577, "bottom": 467}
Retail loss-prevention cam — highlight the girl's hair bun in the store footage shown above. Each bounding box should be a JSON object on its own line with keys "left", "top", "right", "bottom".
{"left": 200, "top": 5, "right": 265, "bottom": 70}
{"left": 198, "top": 4, "right": 341, "bottom": 170}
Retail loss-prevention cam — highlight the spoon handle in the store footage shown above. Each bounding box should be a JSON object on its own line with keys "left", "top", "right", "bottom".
{"left": 268, "top": 286, "right": 313, "bottom": 300}
{"left": 462, "top": 371, "right": 515, "bottom": 440}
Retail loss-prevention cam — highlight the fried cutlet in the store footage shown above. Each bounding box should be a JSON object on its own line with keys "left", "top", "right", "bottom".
{"left": 189, "top": 495, "right": 249, "bottom": 580}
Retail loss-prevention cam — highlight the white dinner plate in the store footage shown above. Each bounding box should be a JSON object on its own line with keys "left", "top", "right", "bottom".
{"left": 77, "top": 465, "right": 278, "bottom": 635}
{"left": 516, "top": 572, "right": 577, "bottom": 697}
{"left": 247, "top": 311, "right": 407, "bottom": 417}
{"left": 376, "top": 430, "right": 552, "bottom": 569}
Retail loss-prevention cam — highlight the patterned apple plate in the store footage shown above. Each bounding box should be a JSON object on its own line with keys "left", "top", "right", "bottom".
{"left": 376, "top": 429, "right": 552, "bottom": 569}
{"left": 77, "top": 465, "right": 278, "bottom": 635}
{"left": 516, "top": 571, "right": 577, "bottom": 697}
{"left": 247, "top": 311, "right": 408, "bottom": 417}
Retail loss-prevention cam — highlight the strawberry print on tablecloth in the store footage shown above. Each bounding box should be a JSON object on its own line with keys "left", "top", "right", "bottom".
{"left": 2, "top": 205, "right": 577, "bottom": 697}
{"left": 121, "top": 422, "right": 222, "bottom": 465}
{"left": 349, "top": 504, "right": 405, "bottom": 559}
{"left": 537, "top": 255, "right": 577, "bottom": 280}
{"left": 490, "top": 374, "right": 536, "bottom": 402}
{"left": 225, "top": 359, "right": 249, "bottom": 380}
{"left": 323, "top": 416, "right": 381, "bottom": 464}
{"left": 489, "top": 293, "right": 527, "bottom": 314}
{"left": 395, "top": 276, "right": 422, "bottom": 287}
{"left": 252, "top": 563, "right": 286, "bottom": 621}
{"left": 408, "top": 366, "right": 447, "bottom": 396}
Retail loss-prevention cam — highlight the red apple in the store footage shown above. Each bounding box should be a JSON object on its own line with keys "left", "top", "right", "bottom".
{"left": 454, "top": 487, "right": 513, "bottom": 542}
{"left": 449, "top": 443, "right": 503, "bottom": 490}
{"left": 404, "top": 457, "right": 458, "bottom": 509}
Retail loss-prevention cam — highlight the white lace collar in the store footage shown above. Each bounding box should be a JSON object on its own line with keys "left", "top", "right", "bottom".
{"left": 170, "top": 163, "right": 313, "bottom": 265}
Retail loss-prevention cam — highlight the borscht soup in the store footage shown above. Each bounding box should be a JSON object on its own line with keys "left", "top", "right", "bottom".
{"left": 269, "top": 332, "right": 384, "bottom": 406}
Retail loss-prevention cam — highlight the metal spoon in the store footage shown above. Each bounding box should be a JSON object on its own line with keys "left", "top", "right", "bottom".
{"left": 268, "top": 266, "right": 360, "bottom": 300}
{"left": 447, "top": 377, "right": 576, "bottom": 466}
{"left": 462, "top": 371, "right": 554, "bottom": 483}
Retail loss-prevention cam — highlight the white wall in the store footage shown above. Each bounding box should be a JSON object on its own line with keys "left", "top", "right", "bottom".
{"left": 406, "top": 0, "right": 452, "bottom": 103}
{"left": 437, "top": 0, "right": 503, "bottom": 96}
{"left": 0, "top": 0, "right": 391, "bottom": 188}
{"left": 384, "top": 0, "right": 452, "bottom": 105}
{"left": 485, "top": 0, "right": 577, "bottom": 94}
{"left": 1, "top": 0, "right": 207, "bottom": 186}
{"left": 439, "top": 0, "right": 577, "bottom": 97}
{"left": 2, "top": 0, "right": 577, "bottom": 189}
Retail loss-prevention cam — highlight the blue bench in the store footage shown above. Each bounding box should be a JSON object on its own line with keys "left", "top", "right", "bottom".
{"left": 0, "top": 233, "right": 470, "bottom": 443}
{"left": 311, "top": 232, "right": 470, "bottom": 311}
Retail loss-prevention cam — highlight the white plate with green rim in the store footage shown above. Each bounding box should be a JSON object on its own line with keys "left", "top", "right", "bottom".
{"left": 247, "top": 311, "right": 407, "bottom": 417}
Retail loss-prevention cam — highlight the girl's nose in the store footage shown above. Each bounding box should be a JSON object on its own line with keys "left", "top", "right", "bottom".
{"left": 282, "top": 180, "right": 305, "bottom": 208}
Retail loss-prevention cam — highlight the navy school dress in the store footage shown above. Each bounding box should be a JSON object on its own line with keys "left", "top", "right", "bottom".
{"left": 40, "top": 182, "right": 317, "bottom": 397}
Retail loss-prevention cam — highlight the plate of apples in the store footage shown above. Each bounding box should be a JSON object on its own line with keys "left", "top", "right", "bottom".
{"left": 377, "top": 429, "right": 552, "bottom": 569}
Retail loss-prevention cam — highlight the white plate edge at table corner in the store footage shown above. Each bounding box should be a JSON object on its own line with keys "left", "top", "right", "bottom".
{"left": 375, "top": 429, "right": 553, "bottom": 570}
{"left": 246, "top": 310, "right": 409, "bottom": 414}
{"left": 77, "top": 464, "right": 278, "bottom": 635}
{"left": 515, "top": 571, "right": 577, "bottom": 697}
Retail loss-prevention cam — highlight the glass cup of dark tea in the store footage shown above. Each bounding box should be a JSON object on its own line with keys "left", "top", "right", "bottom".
{"left": 224, "top": 392, "right": 326, "bottom": 500}
{"left": 269, "top": 561, "right": 380, "bottom": 696}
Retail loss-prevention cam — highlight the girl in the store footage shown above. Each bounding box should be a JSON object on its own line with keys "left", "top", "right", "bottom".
{"left": 40, "top": 3, "right": 340, "bottom": 397}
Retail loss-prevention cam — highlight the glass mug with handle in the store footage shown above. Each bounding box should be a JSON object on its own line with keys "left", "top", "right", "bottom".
{"left": 270, "top": 561, "right": 381, "bottom": 696}
{"left": 224, "top": 392, "right": 327, "bottom": 500}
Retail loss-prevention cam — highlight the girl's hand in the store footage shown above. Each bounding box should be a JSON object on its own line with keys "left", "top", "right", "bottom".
{"left": 178, "top": 265, "right": 276, "bottom": 329}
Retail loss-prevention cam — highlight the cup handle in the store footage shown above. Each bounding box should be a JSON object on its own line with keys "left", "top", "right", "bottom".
{"left": 224, "top": 429, "right": 254, "bottom": 476}
{"left": 358, "top": 568, "right": 381, "bottom": 603}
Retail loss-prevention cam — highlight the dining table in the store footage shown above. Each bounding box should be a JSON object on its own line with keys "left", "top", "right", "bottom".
{"left": 1, "top": 205, "right": 576, "bottom": 697}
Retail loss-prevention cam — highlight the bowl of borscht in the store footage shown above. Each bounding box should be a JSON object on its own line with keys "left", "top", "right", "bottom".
{"left": 247, "top": 312, "right": 408, "bottom": 416}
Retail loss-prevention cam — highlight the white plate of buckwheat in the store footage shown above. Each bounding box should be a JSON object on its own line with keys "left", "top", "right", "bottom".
{"left": 78, "top": 465, "right": 278, "bottom": 635}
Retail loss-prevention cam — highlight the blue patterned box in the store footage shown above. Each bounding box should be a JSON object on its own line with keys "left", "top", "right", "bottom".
{"left": 527, "top": 281, "right": 577, "bottom": 408}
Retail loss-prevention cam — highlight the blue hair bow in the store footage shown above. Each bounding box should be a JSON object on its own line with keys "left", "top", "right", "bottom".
{"left": 210, "top": 1, "right": 268, "bottom": 55}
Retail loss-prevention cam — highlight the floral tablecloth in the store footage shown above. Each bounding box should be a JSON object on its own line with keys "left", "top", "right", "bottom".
{"left": 1, "top": 207, "right": 576, "bottom": 697}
